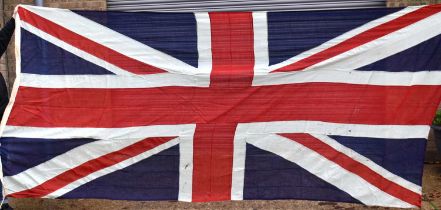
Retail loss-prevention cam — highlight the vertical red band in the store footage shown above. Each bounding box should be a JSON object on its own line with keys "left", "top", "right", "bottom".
{"left": 192, "top": 12, "right": 255, "bottom": 202}
{"left": 192, "top": 123, "right": 238, "bottom": 201}
{"left": 209, "top": 12, "right": 255, "bottom": 88}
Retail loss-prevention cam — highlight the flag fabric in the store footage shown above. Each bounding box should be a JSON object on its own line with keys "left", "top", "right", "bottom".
{"left": 1, "top": 4, "right": 441, "bottom": 208}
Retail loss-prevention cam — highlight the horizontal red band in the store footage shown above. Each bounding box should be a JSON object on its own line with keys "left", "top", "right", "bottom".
{"left": 281, "top": 133, "right": 421, "bottom": 207}
{"left": 273, "top": 4, "right": 441, "bottom": 72}
{"left": 9, "top": 136, "right": 176, "bottom": 198}
{"left": 8, "top": 83, "right": 441, "bottom": 127}
{"left": 17, "top": 6, "right": 166, "bottom": 75}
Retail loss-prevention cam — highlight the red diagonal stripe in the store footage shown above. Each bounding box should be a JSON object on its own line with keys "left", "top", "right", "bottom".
{"left": 9, "top": 136, "right": 177, "bottom": 198}
{"left": 280, "top": 133, "right": 421, "bottom": 207}
{"left": 17, "top": 7, "right": 166, "bottom": 75}
{"left": 8, "top": 84, "right": 441, "bottom": 127}
{"left": 273, "top": 4, "right": 441, "bottom": 73}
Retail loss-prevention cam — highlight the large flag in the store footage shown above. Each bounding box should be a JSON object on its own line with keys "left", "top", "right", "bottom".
{"left": 1, "top": 4, "right": 441, "bottom": 208}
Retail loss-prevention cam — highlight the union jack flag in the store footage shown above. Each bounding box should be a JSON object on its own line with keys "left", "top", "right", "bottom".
{"left": 1, "top": 4, "right": 441, "bottom": 208}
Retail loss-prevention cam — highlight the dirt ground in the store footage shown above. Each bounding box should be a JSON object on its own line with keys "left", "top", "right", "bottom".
{"left": 7, "top": 133, "right": 441, "bottom": 210}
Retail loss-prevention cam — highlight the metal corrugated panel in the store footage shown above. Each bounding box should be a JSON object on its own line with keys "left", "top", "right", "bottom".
{"left": 107, "top": 0, "right": 386, "bottom": 12}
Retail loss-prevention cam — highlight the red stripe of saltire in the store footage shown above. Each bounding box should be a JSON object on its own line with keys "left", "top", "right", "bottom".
{"left": 272, "top": 4, "right": 441, "bottom": 73}
{"left": 17, "top": 6, "right": 167, "bottom": 75}
{"left": 9, "top": 136, "right": 176, "bottom": 198}
{"left": 280, "top": 133, "right": 421, "bottom": 207}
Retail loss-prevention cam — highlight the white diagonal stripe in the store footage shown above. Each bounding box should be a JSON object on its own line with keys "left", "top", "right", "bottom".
{"left": 44, "top": 137, "right": 181, "bottom": 198}
{"left": 246, "top": 133, "right": 416, "bottom": 208}
{"left": 310, "top": 134, "right": 421, "bottom": 194}
{"left": 268, "top": 6, "right": 423, "bottom": 72}
{"left": 231, "top": 122, "right": 426, "bottom": 203}
{"left": 20, "top": 5, "right": 198, "bottom": 75}
{"left": 20, "top": 22, "right": 135, "bottom": 76}
{"left": 3, "top": 124, "right": 196, "bottom": 195}
{"left": 305, "top": 8, "right": 441, "bottom": 71}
